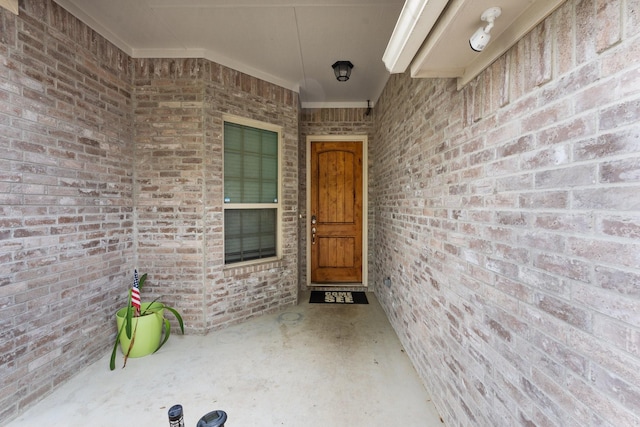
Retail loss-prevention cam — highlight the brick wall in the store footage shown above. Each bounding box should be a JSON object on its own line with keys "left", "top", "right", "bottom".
{"left": 373, "top": 0, "right": 640, "bottom": 425}
{"left": 133, "top": 59, "right": 298, "bottom": 332}
{"left": 134, "top": 59, "right": 298, "bottom": 332}
{"left": 133, "top": 58, "right": 209, "bottom": 330}
{"left": 1, "top": 1, "right": 299, "bottom": 422}
{"left": 203, "top": 64, "right": 299, "bottom": 330}
{"left": 133, "top": 58, "right": 299, "bottom": 332}
{"left": 299, "top": 108, "right": 375, "bottom": 289}
{"left": 0, "top": 2, "right": 133, "bottom": 421}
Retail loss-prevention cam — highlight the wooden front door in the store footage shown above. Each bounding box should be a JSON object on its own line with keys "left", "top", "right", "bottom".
{"left": 310, "top": 140, "right": 363, "bottom": 283}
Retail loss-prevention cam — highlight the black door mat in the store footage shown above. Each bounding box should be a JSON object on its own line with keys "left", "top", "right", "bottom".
{"left": 309, "top": 291, "right": 368, "bottom": 304}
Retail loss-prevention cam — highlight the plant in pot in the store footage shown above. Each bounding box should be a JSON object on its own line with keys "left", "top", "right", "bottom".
{"left": 110, "top": 270, "right": 184, "bottom": 370}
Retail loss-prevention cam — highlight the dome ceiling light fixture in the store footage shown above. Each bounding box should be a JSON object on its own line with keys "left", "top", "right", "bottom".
{"left": 332, "top": 61, "right": 354, "bottom": 82}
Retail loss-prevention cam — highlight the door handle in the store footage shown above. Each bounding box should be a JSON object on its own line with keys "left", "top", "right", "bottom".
{"left": 311, "top": 215, "right": 317, "bottom": 245}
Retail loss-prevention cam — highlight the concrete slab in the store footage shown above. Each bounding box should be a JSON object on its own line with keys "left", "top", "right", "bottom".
{"left": 6, "top": 292, "right": 444, "bottom": 426}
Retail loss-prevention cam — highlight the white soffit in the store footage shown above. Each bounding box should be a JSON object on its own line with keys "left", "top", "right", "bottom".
{"left": 0, "top": 0, "right": 18, "bottom": 15}
{"left": 409, "top": 0, "right": 568, "bottom": 89}
{"left": 382, "top": 0, "right": 449, "bottom": 73}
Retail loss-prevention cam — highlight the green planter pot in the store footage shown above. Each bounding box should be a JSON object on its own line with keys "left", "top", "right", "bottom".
{"left": 115, "top": 302, "right": 165, "bottom": 358}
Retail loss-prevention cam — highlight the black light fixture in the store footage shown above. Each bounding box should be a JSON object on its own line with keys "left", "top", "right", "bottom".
{"left": 332, "top": 61, "right": 353, "bottom": 82}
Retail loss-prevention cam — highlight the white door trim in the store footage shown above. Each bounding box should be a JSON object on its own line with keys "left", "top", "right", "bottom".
{"left": 306, "top": 134, "right": 368, "bottom": 287}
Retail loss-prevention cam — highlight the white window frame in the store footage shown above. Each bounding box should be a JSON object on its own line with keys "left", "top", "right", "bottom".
{"left": 222, "top": 114, "right": 283, "bottom": 267}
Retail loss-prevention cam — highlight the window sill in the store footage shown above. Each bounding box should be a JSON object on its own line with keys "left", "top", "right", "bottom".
{"left": 223, "top": 257, "right": 284, "bottom": 277}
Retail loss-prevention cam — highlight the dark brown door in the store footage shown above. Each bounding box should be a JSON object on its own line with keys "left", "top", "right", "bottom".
{"left": 310, "top": 140, "right": 363, "bottom": 283}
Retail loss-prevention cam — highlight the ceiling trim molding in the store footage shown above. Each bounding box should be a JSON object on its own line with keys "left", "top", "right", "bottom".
{"left": 301, "top": 101, "right": 371, "bottom": 109}
{"left": 55, "top": 1, "right": 301, "bottom": 94}
{"left": 54, "top": 0, "right": 134, "bottom": 56}
{"left": 132, "top": 48, "right": 301, "bottom": 94}
{"left": 382, "top": 0, "right": 449, "bottom": 74}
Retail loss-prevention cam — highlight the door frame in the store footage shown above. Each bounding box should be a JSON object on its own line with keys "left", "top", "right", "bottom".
{"left": 306, "top": 135, "right": 368, "bottom": 287}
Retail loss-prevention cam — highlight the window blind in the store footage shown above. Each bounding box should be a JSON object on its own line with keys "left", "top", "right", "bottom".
{"left": 223, "top": 121, "right": 279, "bottom": 264}
{"left": 224, "top": 122, "right": 278, "bottom": 204}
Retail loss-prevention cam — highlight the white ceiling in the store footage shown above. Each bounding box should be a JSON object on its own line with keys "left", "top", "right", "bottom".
{"left": 54, "top": 0, "right": 405, "bottom": 108}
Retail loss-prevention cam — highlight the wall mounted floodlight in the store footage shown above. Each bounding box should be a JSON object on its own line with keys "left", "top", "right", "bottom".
{"left": 469, "top": 7, "right": 501, "bottom": 52}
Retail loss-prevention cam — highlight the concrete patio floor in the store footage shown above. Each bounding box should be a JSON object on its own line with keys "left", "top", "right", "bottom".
{"left": 7, "top": 292, "right": 444, "bottom": 426}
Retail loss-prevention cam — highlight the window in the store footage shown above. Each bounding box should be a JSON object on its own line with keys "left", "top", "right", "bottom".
{"left": 223, "top": 117, "right": 281, "bottom": 265}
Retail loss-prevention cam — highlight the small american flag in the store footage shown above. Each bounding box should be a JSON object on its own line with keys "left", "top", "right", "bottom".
{"left": 131, "top": 269, "right": 141, "bottom": 314}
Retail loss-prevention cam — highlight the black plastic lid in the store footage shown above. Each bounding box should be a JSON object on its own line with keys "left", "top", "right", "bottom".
{"left": 168, "top": 404, "right": 183, "bottom": 420}
{"left": 196, "top": 410, "right": 228, "bottom": 427}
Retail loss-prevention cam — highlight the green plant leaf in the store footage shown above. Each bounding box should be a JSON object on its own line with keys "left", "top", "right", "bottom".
{"left": 123, "top": 317, "right": 139, "bottom": 369}
{"left": 110, "top": 317, "right": 128, "bottom": 371}
{"left": 138, "top": 273, "right": 147, "bottom": 290}
{"left": 164, "top": 306, "right": 185, "bottom": 334}
{"left": 125, "top": 305, "right": 133, "bottom": 339}
{"left": 140, "top": 297, "right": 161, "bottom": 316}
{"left": 155, "top": 317, "right": 171, "bottom": 353}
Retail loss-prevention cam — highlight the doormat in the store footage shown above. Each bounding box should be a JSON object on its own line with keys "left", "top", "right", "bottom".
{"left": 309, "top": 291, "right": 368, "bottom": 304}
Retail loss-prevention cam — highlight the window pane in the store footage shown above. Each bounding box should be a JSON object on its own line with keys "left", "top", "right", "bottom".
{"left": 263, "top": 133, "right": 278, "bottom": 155}
{"left": 225, "top": 125, "right": 243, "bottom": 149}
{"left": 261, "top": 182, "right": 277, "bottom": 203}
{"left": 224, "top": 209, "right": 277, "bottom": 264}
{"left": 244, "top": 154, "right": 260, "bottom": 179}
{"left": 224, "top": 122, "right": 278, "bottom": 204}
{"left": 225, "top": 151, "right": 242, "bottom": 175}
{"left": 243, "top": 180, "right": 260, "bottom": 202}
{"left": 244, "top": 127, "right": 262, "bottom": 153}
{"left": 224, "top": 180, "right": 241, "bottom": 203}
{"left": 262, "top": 157, "right": 277, "bottom": 180}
